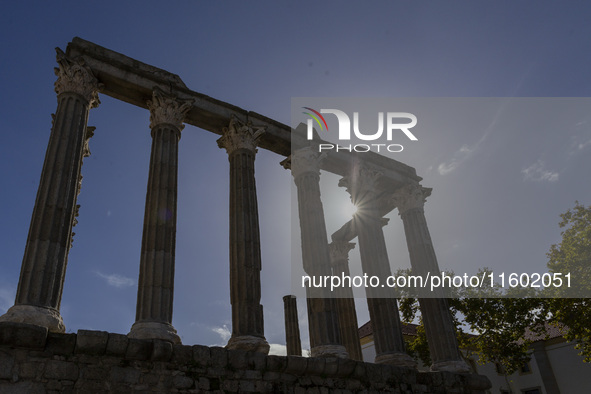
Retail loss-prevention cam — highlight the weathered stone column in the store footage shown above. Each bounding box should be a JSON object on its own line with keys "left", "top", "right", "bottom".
{"left": 0, "top": 49, "right": 99, "bottom": 332}
{"left": 392, "top": 183, "right": 470, "bottom": 372}
{"left": 128, "top": 87, "right": 192, "bottom": 344}
{"left": 217, "top": 116, "right": 269, "bottom": 353}
{"left": 340, "top": 166, "right": 416, "bottom": 367}
{"left": 329, "top": 241, "right": 363, "bottom": 361}
{"left": 283, "top": 295, "right": 302, "bottom": 356}
{"left": 282, "top": 147, "right": 348, "bottom": 358}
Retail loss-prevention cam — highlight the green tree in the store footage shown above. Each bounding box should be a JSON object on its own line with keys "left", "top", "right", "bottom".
{"left": 398, "top": 202, "right": 591, "bottom": 373}
{"left": 399, "top": 276, "right": 543, "bottom": 375}
{"left": 544, "top": 202, "right": 591, "bottom": 361}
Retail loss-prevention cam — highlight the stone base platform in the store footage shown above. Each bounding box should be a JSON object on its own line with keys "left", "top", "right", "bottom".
{"left": 0, "top": 322, "right": 490, "bottom": 393}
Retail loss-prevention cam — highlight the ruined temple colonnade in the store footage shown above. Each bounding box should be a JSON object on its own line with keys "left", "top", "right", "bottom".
{"left": 0, "top": 37, "right": 468, "bottom": 373}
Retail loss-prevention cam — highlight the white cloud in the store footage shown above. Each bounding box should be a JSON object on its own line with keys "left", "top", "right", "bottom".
{"left": 268, "top": 343, "right": 287, "bottom": 356}
{"left": 437, "top": 100, "right": 512, "bottom": 176}
{"left": 437, "top": 144, "right": 477, "bottom": 175}
{"left": 0, "top": 285, "right": 15, "bottom": 314}
{"left": 577, "top": 138, "right": 591, "bottom": 151}
{"left": 521, "top": 160, "right": 559, "bottom": 182}
{"left": 94, "top": 271, "right": 135, "bottom": 288}
{"left": 211, "top": 324, "right": 231, "bottom": 343}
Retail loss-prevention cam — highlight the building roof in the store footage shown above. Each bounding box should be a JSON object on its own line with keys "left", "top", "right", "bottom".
{"left": 521, "top": 322, "right": 568, "bottom": 343}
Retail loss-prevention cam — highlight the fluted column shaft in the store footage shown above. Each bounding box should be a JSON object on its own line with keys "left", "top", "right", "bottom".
{"left": 340, "top": 166, "right": 415, "bottom": 367}
{"left": 129, "top": 88, "right": 192, "bottom": 344}
{"left": 0, "top": 50, "right": 99, "bottom": 332}
{"left": 283, "top": 147, "right": 347, "bottom": 358}
{"left": 393, "top": 183, "right": 469, "bottom": 373}
{"left": 329, "top": 242, "right": 363, "bottom": 361}
{"left": 218, "top": 117, "right": 269, "bottom": 353}
{"left": 283, "top": 295, "right": 302, "bottom": 356}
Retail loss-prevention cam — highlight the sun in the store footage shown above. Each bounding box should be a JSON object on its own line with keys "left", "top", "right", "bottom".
{"left": 342, "top": 200, "right": 358, "bottom": 218}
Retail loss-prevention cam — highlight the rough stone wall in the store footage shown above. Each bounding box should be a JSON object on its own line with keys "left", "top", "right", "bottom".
{"left": 0, "top": 322, "right": 490, "bottom": 393}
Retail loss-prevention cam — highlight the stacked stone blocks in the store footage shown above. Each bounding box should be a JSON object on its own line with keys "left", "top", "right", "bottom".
{"left": 0, "top": 322, "right": 490, "bottom": 393}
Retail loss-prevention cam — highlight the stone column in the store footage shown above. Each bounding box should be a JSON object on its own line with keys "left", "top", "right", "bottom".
{"left": 283, "top": 295, "right": 302, "bottom": 356}
{"left": 339, "top": 165, "right": 416, "bottom": 367}
{"left": 128, "top": 87, "right": 192, "bottom": 344}
{"left": 0, "top": 49, "right": 100, "bottom": 332}
{"left": 217, "top": 116, "right": 269, "bottom": 353}
{"left": 392, "top": 183, "right": 470, "bottom": 372}
{"left": 329, "top": 241, "right": 363, "bottom": 361}
{"left": 282, "top": 147, "right": 348, "bottom": 358}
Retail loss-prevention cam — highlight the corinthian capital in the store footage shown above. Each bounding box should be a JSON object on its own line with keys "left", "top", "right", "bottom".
{"left": 147, "top": 87, "right": 194, "bottom": 131}
{"left": 338, "top": 163, "right": 383, "bottom": 209}
{"left": 54, "top": 49, "right": 100, "bottom": 107}
{"left": 339, "top": 164, "right": 382, "bottom": 195}
{"left": 391, "top": 183, "right": 432, "bottom": 215}
{"left": 282, "top": 146, "right": 326, "bottom": 179}
{"left": 328, "top": 241, "right": 355, "bottom": 265}
{"left": 217, "top": 116, "right": 266, "bottom": 155}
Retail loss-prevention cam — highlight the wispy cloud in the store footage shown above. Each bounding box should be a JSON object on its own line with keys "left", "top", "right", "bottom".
{"left": 269, "top": 343, "right": 287, "bottom": 356}
{"left": 437, "top": 99, "right": 517, "bottom": 176}
{"left": 577, "top": 138, "right": 591, "bottom": 151}
{"left": 438, "top": 143, "right": 479, "bottom": 175}
{"left": 0, "top": 285, "right": 15, "bottom": 314}
{"left": 94, "top": 271, "right": 135, "bottom": 288}
{"left": 212, "top": 324, "right": 231, "bottom": 343}
{"left": 521, "top": 160, "right": 559, "bottom": 182}
{"left": 567, "top": 120, "right": 591, "bottom": 156}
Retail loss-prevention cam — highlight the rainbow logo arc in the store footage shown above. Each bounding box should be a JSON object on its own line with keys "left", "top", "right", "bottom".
{"left": 302, "top": 107, "right": 328, "bottom": 132}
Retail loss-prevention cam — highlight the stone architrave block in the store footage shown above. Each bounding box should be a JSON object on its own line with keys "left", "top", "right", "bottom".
{"left": 125, "top": 338, "right": 152, "bottom": 361}
{"left": 46, "top": 332, "right": 76, "bottom": 356}
{"left": 75, "top": 330, "right": 108, "bottom": 355}
{"left": 151, "top": 339, "right": 173, "bottom": 361}
{"left": 364, "top": 362, "right": 385, "bottom": 383}
{"left": 284, "top": 355, "right": 308, "bottom": 375}
{"left": 305, "top": 357, "right": 326, "bottom": 375}
{"left": 322, "top": 357, "right": 339, "bottom": 376}
{"left": 351, "top": 362, "right": 367, "bottom": 380}
{"left": 172, "top": 344, "right": 192, "bottom": 364}
{"left": 227, "top": 348, "right": 248, "bottom": 370}
{"left": 0, "top": 322, "right": 47, "bottom": 349}
{"left": 265, "top": 355, "right": 287, "bottom": 372}
{"left": 333, "top": 358, "right": 357, "bottom": 378}
{"left": 105, "top": 333, "right": 128, "bottom": 356}
{"left": 192, "top": 344, "right": 211, "bottom": 367}
{"left": 209, "top": 346, "right": 228, "bottom": 368}
{"left": 246, "top": 350, "right": 266, "bottom": 371}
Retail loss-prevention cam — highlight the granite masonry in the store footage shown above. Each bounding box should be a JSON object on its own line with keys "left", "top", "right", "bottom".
{"left": 0, "top": 322, "right": 490, "bottom": 393}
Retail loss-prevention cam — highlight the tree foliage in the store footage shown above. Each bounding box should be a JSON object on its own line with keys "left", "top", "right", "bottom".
{"left": 543, "top": 201, "right": 591, "bottom": 361}
{"left": 398, "top": 202, "right": 591, "bottom": 374}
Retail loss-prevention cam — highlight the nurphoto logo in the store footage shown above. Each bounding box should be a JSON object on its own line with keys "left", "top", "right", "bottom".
{"left": 302, "top": 107, "right": 418, "bottom": 153}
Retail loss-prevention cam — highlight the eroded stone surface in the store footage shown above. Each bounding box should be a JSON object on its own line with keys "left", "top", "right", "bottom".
{"left": 0, "top": 323, "right": 490, "bottom": 393}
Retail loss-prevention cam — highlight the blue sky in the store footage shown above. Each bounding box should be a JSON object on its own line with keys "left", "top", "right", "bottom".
{"left": 1, "top": 1, "right": 591, "bottom": 354}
